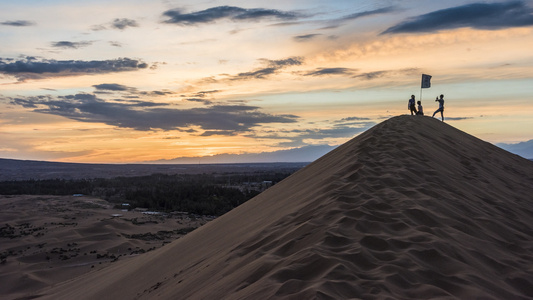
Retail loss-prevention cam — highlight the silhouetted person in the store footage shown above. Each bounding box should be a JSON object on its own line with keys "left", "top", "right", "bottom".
{"left": 432, "top": 94, "right": 445, "bottom": 121}
{"left": 408, "top": 95, "right": 417, "bottom": 115}
{"left": 416, "top": 100, "right": 424, "bottom": 115}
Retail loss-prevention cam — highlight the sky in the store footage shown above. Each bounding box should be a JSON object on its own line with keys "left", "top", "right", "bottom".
{"left": 1, "top": 0, "right": 533, "bottom": 163}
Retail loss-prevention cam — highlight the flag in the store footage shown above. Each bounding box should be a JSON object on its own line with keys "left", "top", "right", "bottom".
{"left": 421, "top": 74, "right": 432, "bottom": 88}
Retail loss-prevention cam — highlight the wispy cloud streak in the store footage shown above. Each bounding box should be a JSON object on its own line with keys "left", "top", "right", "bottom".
{"left": 1, "top": 20, "right": 35, "bottom": 26}
{"left": 383, "top": 1, "right": 533, "bottom": 34}
{"left": 162, "top": 6, "right": 299, "bottom": 25}
{"left": 0, "top": 57, "right": 149, "bottom": 81}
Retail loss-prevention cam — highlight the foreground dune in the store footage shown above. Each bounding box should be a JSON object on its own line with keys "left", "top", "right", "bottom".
{"left": 34, "top": 115, "right": 533, "bottom": 299}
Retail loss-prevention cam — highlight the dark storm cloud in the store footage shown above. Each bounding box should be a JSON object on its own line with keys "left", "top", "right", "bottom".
{"left": 0, "top": 57, "right": 149, "bottom": 81}
{"left": 382, "top": 1, "right": 533, "bottom": 34}
{"left": 304, "top": 67, "right": 356, "bottom": 76}
{"left": 6, "top": 93, "right": 298, "bottom": 132}
{"left": 111, "top": 18, "right": 139, "bottom": 30}
{"left": 162, "top": 6, "right": 299, "bottom": 25}
{"left": 1, "top": 20, "right": 35, "bottom": 26}
{"left": 51, "top": 41, "right": 93, "bottom": 49}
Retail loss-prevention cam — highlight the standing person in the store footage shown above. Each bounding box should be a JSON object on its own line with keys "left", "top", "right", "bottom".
{"left": 408, "top": 95, "right": 417, "bottom": 115}
{"left": 416, "top": 100, "right": 424, "bottom": 115}
{"left": 432, "top": 94, "right": 445, "bottom": 121}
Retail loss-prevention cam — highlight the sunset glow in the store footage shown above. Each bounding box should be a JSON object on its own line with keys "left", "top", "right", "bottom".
{"left": 1, "top": 0, "right": 533, "bottom": 163}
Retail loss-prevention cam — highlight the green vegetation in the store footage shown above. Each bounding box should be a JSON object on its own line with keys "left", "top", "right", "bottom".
{"left": 0, "top": 172, "right": 294, "bottom": 216}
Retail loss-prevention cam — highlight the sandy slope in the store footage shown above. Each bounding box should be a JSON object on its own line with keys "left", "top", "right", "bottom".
{"left": 35, "top": 115, "right": 533, "bottom": 299}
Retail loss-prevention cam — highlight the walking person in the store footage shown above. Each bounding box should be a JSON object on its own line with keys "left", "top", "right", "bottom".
{"left": 416, "top": 101, "right": 424, "bottom": 116}
{"left": 408, "top": 95, "right": 417, "bottom": 115}
{"left": 432, "top": 94, "right": 445, "bottom": 121}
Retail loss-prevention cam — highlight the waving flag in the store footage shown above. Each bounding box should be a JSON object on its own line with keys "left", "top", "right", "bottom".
{"left": 421, "top": 74, "right": 432, "bottom": 88}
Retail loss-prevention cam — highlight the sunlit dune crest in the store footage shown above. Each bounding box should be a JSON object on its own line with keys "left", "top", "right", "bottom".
{"left": 32, "top": 115, "right": 533, "bottom": 299}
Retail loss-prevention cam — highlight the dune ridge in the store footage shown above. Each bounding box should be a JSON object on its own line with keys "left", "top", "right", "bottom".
{"left": 35, "top": 115, "right": 533, "bottom": 300}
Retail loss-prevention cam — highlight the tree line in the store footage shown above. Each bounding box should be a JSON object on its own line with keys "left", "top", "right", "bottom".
{"left": 0, "top": 172, "right": 295, "bottom": 216}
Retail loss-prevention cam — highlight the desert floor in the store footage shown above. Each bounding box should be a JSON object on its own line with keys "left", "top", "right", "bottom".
{"left": 0, "top": 194, "right": 211, "bottom": 300}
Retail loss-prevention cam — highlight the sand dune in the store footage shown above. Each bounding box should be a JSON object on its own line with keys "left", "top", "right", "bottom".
{"left": 33, "top": 115, "right": 533, "bottom": 299}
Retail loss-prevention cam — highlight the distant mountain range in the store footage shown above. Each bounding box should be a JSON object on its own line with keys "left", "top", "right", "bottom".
{"left": 148, "top": 145, "right": 337, "bottom": 164}
{"left": 0, "top": 159, "right": 307, "bottom": 181}
{"left": 0, "top": 141, "right": 530, "bottom": 181}
{"left": 496, "top": 139, "right": 533, "bottom": 160}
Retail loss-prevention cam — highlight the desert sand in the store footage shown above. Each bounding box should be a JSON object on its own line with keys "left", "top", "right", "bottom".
{"left": 15, "top": 115, "right": 533, "bottom": 299}
{"left": 0, "top": 195, "right": 210, "bottom": 300}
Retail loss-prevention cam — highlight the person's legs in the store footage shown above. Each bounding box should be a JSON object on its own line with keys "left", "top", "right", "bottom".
{"left": 433, "top": 108, "right": 443, "bottom": 119}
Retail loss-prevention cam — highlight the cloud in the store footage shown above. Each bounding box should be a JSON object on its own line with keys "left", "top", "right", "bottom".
{"left": 6, "top": 93, "right": 298, "bottom": 132}
{"left": 352, "top": 68, "right": 419, "bottom": 80}
{"left": 111, "top": 18, "right": 139, "bottom": 30}
{"left": 93, "top": 83, "right": 131, "bottom": 91}
{"left": 336, "top": 116, "right": 372, "bottom": 123}
{"left": 294, "top": 34, "right": 322, "bottom": 42}
{"left": 228, "top": 57, "right": 303, "bottom": 81}
{"left": 442, "top": 117, "right": 473, "bottom": 121}
{"left": 342, "top": 6, "right": 396, "bottom": 22}
{"left": 353, "top": 70, "right": 388, "bottom": 80}
{"left": 382, "top": 1, "right": 533, "bottom": 34}
{"left": 92, "top": 83, "right": 174, "bottom": 98}
{"left": 92, "top": 18, "right": 139, "bottom": 31}
{"left": 304, "top": 67, "right": 357, "bottom": 77}
{"left": 162, "top": 6, "right": 299, "bottom": 25}
{"left": 200, "top": 130, "right": 238, "bottom": 136}
{"left": 186, "top": 98, "right": 213, "bottom": 105}
{"left": 250, "top": 116, "right": 375, "bottom": 147}
{"left": 1, "top": 20, "right": 35, "bottom": 26}
{"left": 109, "top": 41, "right": 123, "bottom": 47}
{"left": 51, "top": 41, "right": 93, "bottom": 49}
{"left": 180, "top": 90, "right": 220, "bottom": 105}
{"left": 189, "top": 90, "right": 221, "bottom": 98}
{"left": 291, "top": 120, "right": 374, "bottom": 140}
{"left": 264, "top": 57, "right": 303, "bottom": 68}
{"left": 0, "top": 57, "right": 149, "bottom": 81}
{"left": 322, "top": 6, "right": 397, "bottom": 29}
{"left": 141, "top": 90, "right": 174, "bottom": 97}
